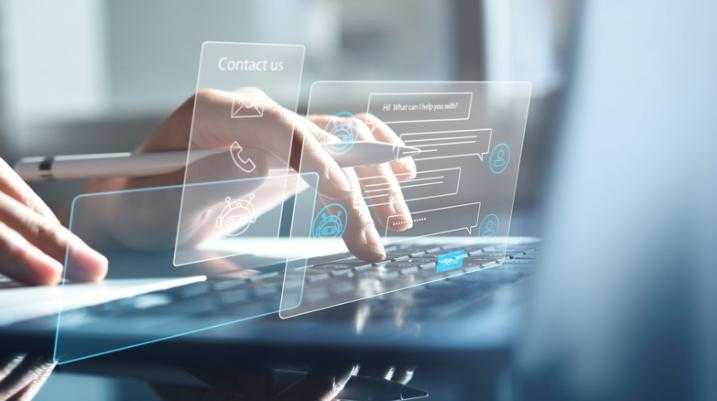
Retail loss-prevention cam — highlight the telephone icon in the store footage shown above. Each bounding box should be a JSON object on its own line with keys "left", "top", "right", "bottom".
{"left": 229, "top": 141, "right": 257, "bottom": 173}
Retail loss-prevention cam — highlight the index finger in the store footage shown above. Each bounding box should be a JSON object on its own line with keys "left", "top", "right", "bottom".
{"left": 0, "top": 158, "right": 59, "bottom": 223}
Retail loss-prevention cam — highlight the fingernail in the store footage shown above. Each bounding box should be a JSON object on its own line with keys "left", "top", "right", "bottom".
{"left": 69, "top": 240, "right": 108, "bottom": 281}
{"left": 39, "top": 259, "right": 63, "bottom": 286}
{"left": 362, "top": 224, "right": 386, "bottom": 260}
{"left": 396, "top": 203, "right": 413, "bottom": 231}
{"left": 387, "top": 197, "right": 413, "bottom": 232}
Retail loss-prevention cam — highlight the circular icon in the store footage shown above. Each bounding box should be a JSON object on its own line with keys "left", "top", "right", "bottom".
{"left": 312, "top": 203, "right": 348, "bottom": 238}
{"left": 326, "top": 111, "right": 356, "bottom": 155}
{"left": 488, "top": 143, "right": 511, "bottom": 175}
{"left": 216, "top": 193, "right": 257, "bottom": 237}
{"left": 478, "top": 213, "right": 500, "bottom": 237}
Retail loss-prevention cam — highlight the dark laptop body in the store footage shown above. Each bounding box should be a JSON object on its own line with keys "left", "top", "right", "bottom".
{"left": 0, "top": 235, "right": 540, "bottom": 399}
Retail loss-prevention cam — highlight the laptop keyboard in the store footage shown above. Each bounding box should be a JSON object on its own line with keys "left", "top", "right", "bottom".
{"left": 79, "top": 242, "right": 539, "bottom": 323}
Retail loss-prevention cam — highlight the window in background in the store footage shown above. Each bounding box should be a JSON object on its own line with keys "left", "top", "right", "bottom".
{"left": 0, "top": 0, "right": 454, "bottom": 157}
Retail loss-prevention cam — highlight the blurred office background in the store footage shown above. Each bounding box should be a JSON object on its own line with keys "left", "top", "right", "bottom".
{"left": 0, "top": 1, "right": 574, "bottom": 399}
{"left": 0, "top": 0, "right": 575, "bottom": 233}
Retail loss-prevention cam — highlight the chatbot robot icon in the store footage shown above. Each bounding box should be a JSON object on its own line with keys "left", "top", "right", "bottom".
{"left": 216, "top": 193, "right": 257, "bottom": 237}
{"left": 312, "top": 203, "right": 348, "bottom": 238}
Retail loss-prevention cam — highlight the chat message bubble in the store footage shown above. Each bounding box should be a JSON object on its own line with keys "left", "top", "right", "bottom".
{"left": 384, "top": 202, "right": 481, "bottom": 239}
{"left": 359, "top": 167, "right": 461, "bottom": 207}
{"left": 400, "top": 128, "right": 493, "bottom": 162}
{"left": 367, "top": 92, "right": 473, "bottom": 123}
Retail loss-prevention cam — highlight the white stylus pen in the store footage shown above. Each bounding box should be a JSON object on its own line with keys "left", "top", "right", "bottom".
{"left": 14, "top": 141, "right": 421, "bottom": 181}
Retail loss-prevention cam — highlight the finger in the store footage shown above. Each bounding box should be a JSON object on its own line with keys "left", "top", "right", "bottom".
{"left": 0, "top": 192, "right": 107, "bottom": 283}
{"left": 299, "top": 117, "right": 386, "bottom": 259}
{"left": 328, "top": 171, "right": 386, "bottom": 261}
{"left": 0, "top": 158, "right": 59, "bottom": 223}
{"left": 339, "top": 117, "right": 412, "bottom": 232}
{"left": 309, "top": 115, "right": 388, "bottom": 259}
{"left": 286, "top": 112, "right": 355, "bottom": 199}
{"left": 0, "top": 222, "right": 63, "bottom": 285}
{"left": 355, "top": 113, "right": 417, "bottom": 179}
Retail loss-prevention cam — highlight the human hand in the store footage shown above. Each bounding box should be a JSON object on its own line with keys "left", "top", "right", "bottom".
{"left": 88, "top": 88, "right": 416, "bottom": 261}
{"left": 0, "top": 157, "right": 107, "bottom": 285}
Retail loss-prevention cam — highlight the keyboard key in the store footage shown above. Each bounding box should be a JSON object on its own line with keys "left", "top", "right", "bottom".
{"left": 378, "top": 270, "right": 400, "bottom": 280}
{"left": 314, "top": 261, "right": 368, "bottom": 272}
{"left": 387, "top": 249, "right": 416, "bottom": 260}
{"left": 131, "top": 294, "right": 172, "bottom": 310}
{"left": 254, "top": 284, "right": 279, "bottom": 297}
{"left": 505, "top": 258, "right": 535, "bottom": 264}
{"left": 400, "top": 266, "right": 419, "bottom": 275}
{"left": 308, "top": 253, "right": 353, "bottom": 265}
{"left": 307, "top": 272, "right": 330, "bottom": 282}
{"left": 384, "top": 261, "right": 416, "bottom": 270}
{"left": 353, "top": 263, "right": 374, "bottom": 271}
{"left": 219, "top": 289, "right": 250, "bottom": 304}
{"left": 422, "top": 246, "right": 443, "bottom": 254}
{"left": 419, "top": 262, "right": 437, "bottom": 270}
{"left": 330, "top": 268, "right": 353, "bottom": 278}
{"left": 464, "top": 256, "right": 498, "bottom": 266}
{"left": 248, "top": 271, "right": 279, "bottom": 282}
{"left": 409, "top": 256, "right": 435, "bottom": 263}
{"left": 304, "top": 287, "right": 330, "bottom": 303}
{"left": 175, "top": 282, "right": 211, "bottom": 298}
{"left": 330, "top": 281, "right": 355, "bottom": 295}
{"left": 212, "top": 278, "right": 247, "bottom": 291}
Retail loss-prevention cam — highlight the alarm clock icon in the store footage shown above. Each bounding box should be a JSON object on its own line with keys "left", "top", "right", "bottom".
{"left": 216, "top": 193, "right": 257, "bottom": 237}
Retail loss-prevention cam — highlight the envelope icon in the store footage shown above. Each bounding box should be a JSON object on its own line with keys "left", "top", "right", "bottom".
{"left": 230, "top": 96, "right": 264, "bottom": 119}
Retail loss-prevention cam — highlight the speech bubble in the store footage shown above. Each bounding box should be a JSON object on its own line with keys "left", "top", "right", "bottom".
{"left": 360, "top": 167, "right": 461, "bottom": 207}
{"left": 367, "top": 92, "right": 473, "bottom": 123}
{"left": 384, "top": 202, "right": 481, "bottom": 238}
{"left": 400, "top": 128, "right": 493, "bottom": 161}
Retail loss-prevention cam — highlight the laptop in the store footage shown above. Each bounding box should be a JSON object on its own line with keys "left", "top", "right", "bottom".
{"left": 0, "top": 233, "right": 540, "bottom": 356}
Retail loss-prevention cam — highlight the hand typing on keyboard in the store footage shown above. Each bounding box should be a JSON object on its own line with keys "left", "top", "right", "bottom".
{"left": 0, "top": 157, "right": 107, "bottom": 285}
{"left": 0, "top": 88, "right": 415, "bottom": 285}
{"left": 86, "top": 88, "right": 416, "bottom": 262}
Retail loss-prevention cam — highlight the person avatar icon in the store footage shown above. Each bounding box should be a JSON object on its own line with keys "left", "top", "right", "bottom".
{"left": 489, "top": 143, "right": 511, "bottom": 174}
{"left": 478, "top": 213, "right": 500, "bottom": 237}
